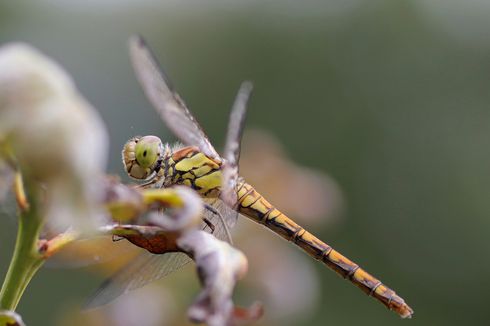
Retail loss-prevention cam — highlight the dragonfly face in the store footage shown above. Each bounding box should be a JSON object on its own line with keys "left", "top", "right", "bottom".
{"left": 122, "top": 135, "right": 166, "bottom": 180}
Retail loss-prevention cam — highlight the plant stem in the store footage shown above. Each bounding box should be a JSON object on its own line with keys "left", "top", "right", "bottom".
{"left": 0, "top": 183, "right": 44, "bottom": 311}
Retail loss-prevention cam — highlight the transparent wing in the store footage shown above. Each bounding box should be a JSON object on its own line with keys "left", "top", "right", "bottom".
{"left": 220, "top": 82, "right": 253, "bottom": 227}
{"left": 85, "top": 251, "right": 190, "bottom": 309}
{"left": 129, "top": 35, "right": 220, "bottom": 160}
{"left": 85, "top": 202, "right": 233, "bottom": 308}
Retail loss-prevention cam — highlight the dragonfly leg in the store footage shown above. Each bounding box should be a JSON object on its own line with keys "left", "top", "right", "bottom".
{"left": 202, "top": 204, "right": 217, "bottom": 233}
{"left": 137, "top": 178, "right": 158, "bottom": 189}
{"left": 203, "top": 203, "right": 233, "bottom": 244}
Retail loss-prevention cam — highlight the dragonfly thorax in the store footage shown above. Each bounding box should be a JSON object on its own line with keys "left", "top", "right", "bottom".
{"left": 122, "top": 135, "right": 170, "bottom": 180}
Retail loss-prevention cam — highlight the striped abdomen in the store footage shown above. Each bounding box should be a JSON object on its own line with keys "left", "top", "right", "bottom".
{"left": 236, "top": 180, "right": 413, "bottom": 318}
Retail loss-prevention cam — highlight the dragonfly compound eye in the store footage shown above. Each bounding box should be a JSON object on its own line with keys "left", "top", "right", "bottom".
{"left": 122, "top": 135, "right": 163, "bottom": 180}
{"left": 135, "top": 136, "right": 162, "bottom": 168}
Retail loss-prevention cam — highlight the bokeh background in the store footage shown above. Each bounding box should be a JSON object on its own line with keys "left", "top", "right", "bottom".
{"left": 1, "top": 0, "right": 489, "bottom": 325}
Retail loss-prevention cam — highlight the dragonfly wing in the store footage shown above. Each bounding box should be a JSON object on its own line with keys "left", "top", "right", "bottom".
{"left": 86, "top": 207, "right": 232, "bottom": 309}
{"left": 220, "top": 82, "right": 253, "bottom": 227}
{"left": 129, "top": 36, "right": 220, "bottom": 160}
{"left": 85, "top": 251, "right": 191, "bottom": 309}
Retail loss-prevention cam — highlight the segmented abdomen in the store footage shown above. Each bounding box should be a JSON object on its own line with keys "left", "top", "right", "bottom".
{"left": 236, "top": 180, "right": 413, "bottom": 318}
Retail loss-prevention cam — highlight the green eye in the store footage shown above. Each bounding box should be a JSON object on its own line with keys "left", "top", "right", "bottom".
{"left": 135, "top": 136, "right": 162, "bottom": 169}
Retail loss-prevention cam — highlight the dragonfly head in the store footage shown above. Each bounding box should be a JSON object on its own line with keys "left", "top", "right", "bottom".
{"left": 122, "top": 135, "right": 165, "bottom": 180}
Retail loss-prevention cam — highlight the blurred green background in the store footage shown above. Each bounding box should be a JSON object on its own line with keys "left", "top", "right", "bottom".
{"left": 1, "top": 0, "right": 490, "bottom": 325}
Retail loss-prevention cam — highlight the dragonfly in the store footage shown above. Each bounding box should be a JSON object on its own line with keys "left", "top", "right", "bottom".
{"left": 88, "top": 35, "right": 413, "bottom": 319}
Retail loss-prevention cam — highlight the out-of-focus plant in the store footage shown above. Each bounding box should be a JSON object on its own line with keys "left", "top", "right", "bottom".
{"left": 0, "top": 310, "right": 24, "bottom": 326}
{"left": 101, "top": 181, "right": 260, "bottom": 325}
{"left": 0, "top": 43, "right": 258, "bottom": 326}
{"left": 0, "top": 42, "right": 109, "bottom": 315}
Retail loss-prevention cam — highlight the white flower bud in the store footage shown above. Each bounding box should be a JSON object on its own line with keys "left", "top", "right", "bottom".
{"left": 0, "top": 43, "right": 109, "bottom": 232}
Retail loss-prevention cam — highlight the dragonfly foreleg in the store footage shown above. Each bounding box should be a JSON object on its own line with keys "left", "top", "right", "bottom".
{"left": 203, "top": 204, "right": 217, "bottom": 234}
{"left": 203, "top": 203, "right": 233, "bottom": 244}
{"left": 137, "top": 177, "right": 159, "bottom": 189}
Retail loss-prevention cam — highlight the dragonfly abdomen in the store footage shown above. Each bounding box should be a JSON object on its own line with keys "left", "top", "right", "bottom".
{"left": 236, "top": 180, "right": 413, "bottom": 318}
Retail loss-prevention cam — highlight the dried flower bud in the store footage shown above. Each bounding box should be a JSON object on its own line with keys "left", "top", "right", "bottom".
{"left": 177, "top": 230, "right": 248, "bottom": 326}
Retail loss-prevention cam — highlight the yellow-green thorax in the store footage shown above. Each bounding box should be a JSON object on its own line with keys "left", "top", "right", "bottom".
{"left": 164, "top": 146, "right": 223, "bottom": 197}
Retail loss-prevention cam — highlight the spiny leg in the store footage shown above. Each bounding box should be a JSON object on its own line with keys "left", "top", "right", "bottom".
{"left": 202, "top": 204, "right": 218, "bottom": 233}
{"left": 137, "top": 178, "right": 159, "bottom": 189}
{"left": 203, "top": 203, "right": 233, "bottom": 245}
